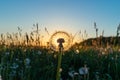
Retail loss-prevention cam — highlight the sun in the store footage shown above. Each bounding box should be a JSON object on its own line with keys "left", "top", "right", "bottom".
{"left": 49, "top": 31, "right": 72, "bottom": 51}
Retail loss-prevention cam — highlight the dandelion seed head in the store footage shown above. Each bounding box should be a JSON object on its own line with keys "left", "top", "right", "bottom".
{"left": 111, "top": 57, "right": 114, "bottom": 60}
{"left": 76, "top": 49, "right": 79, "bottom": 54}
{"left": 54, "top": 54, "right": 57, "bottom": 58}
{"left": 25, "top": 58, "right": 31, "bottom": 65}
{"left": 59, "top": 68, "right": 62, "bottom": 72}
{"left": 79, "top": 67, "right": 89, "bottom": 75}
{"left": 37, "top": 51, "right": 42, "bottom": 55}
{"left": 5, "top": 52, "right": 9, "bottom": 55}
{"left": 102, "top": 51, "right": 105, "bottom": 55}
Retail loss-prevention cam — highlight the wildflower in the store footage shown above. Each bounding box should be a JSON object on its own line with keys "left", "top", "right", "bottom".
{"left": 37, "top": 51, "right": 42, "bottom": 55}
{"left": 118, "top": 48, "right": 120, "bottom": 52}
{"left": 76, "top": 49, "right": 79, "bottom": 54}
{"left": 104, "top": 48, "right": 107, "bottom": 52}
{"left": 5, "top": 52, "right": 9, "bottom": 55}
{"left": 79, "top": 65, "right": 89, "bottom": 75}
{"left": 25, "top": 58, "right": 31, "bottom": 68}
{"left": 68, "top": 67, "right": 76, "bottom": 78}
{"left": 59, "top": 68, "right": 62, "bottom": 72}
{"left": 25, "top": 58, "right": 30, "bottom": 65}
{"left": 15, "top": 58, "right": 19, "bottom": 61}
{"left": 68, "top": 70, "right": 75, "bottom": 78}
{"left": 54, "top": 54, "right": 57, "bottom": 58}
{"left": 102, "top": 51, "right": 105, "bottom": 55}
{"left": 111, "top": 57, "right": 114, "bottom": 60}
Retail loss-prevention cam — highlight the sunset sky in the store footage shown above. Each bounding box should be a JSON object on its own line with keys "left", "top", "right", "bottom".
{"left": 0, "top": 0, "right": 120, "bottom": 41}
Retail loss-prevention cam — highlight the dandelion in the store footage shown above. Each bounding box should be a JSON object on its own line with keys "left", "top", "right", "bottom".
{"left": 118, "top": 48, "right": 120, "bottom": 52}
{"left": 102, "top": 51, "right": 105, "bottom": 55}
{"left": 15, "top": 58, "right": 19, "bottom": 61}
{"left": 79, "top": 67, "right": 89, "bottom": 75}
{"left": 54, "top": 54, "right": 57, "bottom": 58}
{"left": 111, "top": 57, "right": 114, "bottom": 60}
{"left": 25, "top": 58, "right": 31, "bottom": 68}
{"left": 79, "top": 64, "right": 89, "bottom": 80}
{"left": 76, "top": 49, "right": 79, "bottom": 54}
{"left": 68, "top": 67, "right": 79, "bottom": 79}
{"left": 37, "top": 51, "right": 42, "bottom": 55}
{"left": 25, "top": 58, "right": 30, "bottom": 65}
{"left": 68, "top": 69, "right": 75, "bottom": 78}
{"left": 59, "top": 68, "right": 62, "bottom": 73}
{"left": 5, "top": 52, "right": 9, "bottom": 55}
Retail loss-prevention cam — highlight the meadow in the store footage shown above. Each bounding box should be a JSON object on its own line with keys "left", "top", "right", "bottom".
{"left": 0, "top": 26, "right": 120, "bottom": 80}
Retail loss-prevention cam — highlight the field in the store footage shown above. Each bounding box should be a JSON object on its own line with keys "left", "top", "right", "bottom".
{"left": 0, "top": 44, "right": 120, "bottom": 80}
{"left": 0, "top": 27, "right": 120, "bottom": 80}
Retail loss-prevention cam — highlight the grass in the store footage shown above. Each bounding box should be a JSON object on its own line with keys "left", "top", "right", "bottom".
{"left": 0, "top": 45, "right": 120, "bottom": 80}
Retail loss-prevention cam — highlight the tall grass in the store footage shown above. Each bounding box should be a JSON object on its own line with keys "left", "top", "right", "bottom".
{"left": 0, "top": 25, "right": 120, "bottom": 80}
{"left": 0, "top": 45, "right": 120, "bottom": 80}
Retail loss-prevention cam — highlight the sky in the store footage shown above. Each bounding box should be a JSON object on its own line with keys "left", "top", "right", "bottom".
{"left": 0, "top": 0, "right": 120, "bottom": 41}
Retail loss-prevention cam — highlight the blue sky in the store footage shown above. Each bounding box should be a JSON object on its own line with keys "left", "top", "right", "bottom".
{"left": 0, "top": 0, "right": 120, "bottom": 39}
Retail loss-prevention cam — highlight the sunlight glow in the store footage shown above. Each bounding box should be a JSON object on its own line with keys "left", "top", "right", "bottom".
{"left": 49, "top": 31, "right": 72, "bottom": 51}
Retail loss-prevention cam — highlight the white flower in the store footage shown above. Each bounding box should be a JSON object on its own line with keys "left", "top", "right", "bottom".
{"left": 74, "top": 72, "right": 79, "bottom": 75}
{"left": 25, "top": 58, "right": 30, "bottom": 65}
{"left": 76, "top": 49, "right": 79, "bottom": 54}
{"left": 59, "top": 68, "right": 62, "bottom": 72}
{"left": 118, "top": 49, "right": 120, "bottom": 52}
{"left": 102, "top": 51, "right": 105, "bottom": 55}
{"left": 54, "top": 54, "right": 57, "bottom": 58}
{"left": 111, "top": 57, "right": 114, "bottom": 60}
{"left": 5, "top": 52, "right": 9, "bottom": 55}
{"left": 16, "top": 58, "right": 19, "bottom": 61}
{"left": 25, "top": 58, "right": 31, "bottom": 68}
{"left": 37, "top": 51, "right": 42, "bottom": 55}
{"left": 79, "top": 67, "right": 89, "bottom": 75}
{"left": 68, "top": 70, "right": 75, "bottom": 78}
